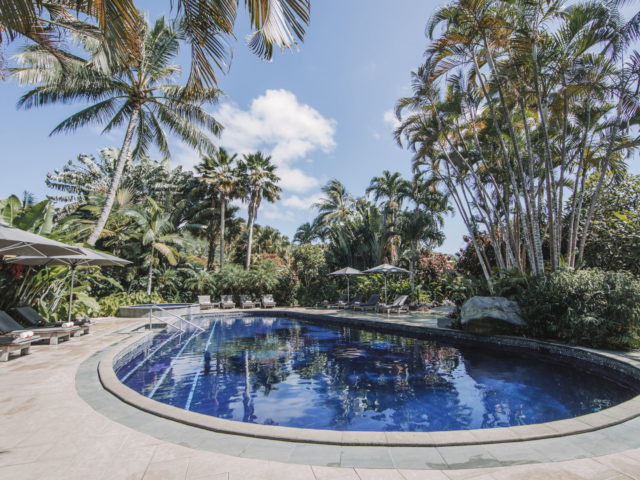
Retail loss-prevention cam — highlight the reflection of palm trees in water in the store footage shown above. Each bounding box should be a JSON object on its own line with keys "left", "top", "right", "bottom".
{"left": 242, "top": 349, "right": 254, "bottom": 423}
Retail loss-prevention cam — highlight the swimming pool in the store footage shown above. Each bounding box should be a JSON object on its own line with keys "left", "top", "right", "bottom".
{"left": 114, "top": 315, "right": 639, "bottom": 432}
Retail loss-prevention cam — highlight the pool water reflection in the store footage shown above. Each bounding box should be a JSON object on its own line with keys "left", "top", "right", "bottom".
{"left": 115, "top": 316, "right": 638, "bottom": 432}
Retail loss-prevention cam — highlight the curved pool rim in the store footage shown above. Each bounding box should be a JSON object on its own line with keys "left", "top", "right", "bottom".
{"left": 99, "top": 310, "right": 640, "bottom": 447}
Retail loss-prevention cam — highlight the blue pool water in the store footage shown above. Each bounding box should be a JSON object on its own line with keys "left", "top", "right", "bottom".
{"left": 115, "top": 316, "right": 638, "bottom": 432}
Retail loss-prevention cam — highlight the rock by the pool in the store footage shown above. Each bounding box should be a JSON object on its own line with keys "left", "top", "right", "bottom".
{"left": 461, "top": 296, "right": 526, "bottom": 336}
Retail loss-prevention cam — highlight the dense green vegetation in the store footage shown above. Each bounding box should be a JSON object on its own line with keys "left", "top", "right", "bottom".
{"left": 2, "top": 0, "right": 640, "bottom": 352}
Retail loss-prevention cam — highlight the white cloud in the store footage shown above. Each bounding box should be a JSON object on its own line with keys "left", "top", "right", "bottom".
{"left": 210, "top": 90, "right": 336, "bottom": 194}
{"left": 260, "top": 203, "right": 295, "bottom": 221}
{"left": 282, "top": 194, "right": 322, "bottom": 210}
{"left": 383, "top": 109, "right": 401, "bottom": 131}
{"left": 278, "top": 167, "right": 320, "bottom": 193}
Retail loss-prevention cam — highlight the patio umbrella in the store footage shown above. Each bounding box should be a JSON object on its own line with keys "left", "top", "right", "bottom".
{"left": 6, "top": 247, "right": 131, "bottom": 322}
{"left": 363, "top": 263, "right": 410, "bottom": 304}
{"left": 327, "top": 267, "right": 366, "bottom": 299}
{"left": 0, "top": 222, "right": 84, "bottom": 257}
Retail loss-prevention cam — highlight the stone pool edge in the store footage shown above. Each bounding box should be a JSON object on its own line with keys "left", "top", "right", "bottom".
{"left": 98, "top": 309, "right": 640, "bottom": 447}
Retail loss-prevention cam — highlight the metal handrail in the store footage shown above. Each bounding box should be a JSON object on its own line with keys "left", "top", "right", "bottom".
{"left": 151, "top": 304, "right": 205, "bottom": 332}
{"left": 149, "top": 314, "right": 184, "bottom": 332}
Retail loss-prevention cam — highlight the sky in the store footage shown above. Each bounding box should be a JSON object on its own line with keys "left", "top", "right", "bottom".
{"left": 0, "top": 1, "right": 638, "bottom": 255}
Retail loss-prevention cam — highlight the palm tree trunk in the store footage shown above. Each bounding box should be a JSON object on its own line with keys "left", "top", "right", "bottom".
{"left": 246, "top": 203, "right": 255, "bottom": 270}
{"left": 578, "top": 115, "right": 622, "bottom": 264}
{"left": 219, "top": 199, "right": 226, "bottom": 269}
{"left": 410, "top": 242, "right": 415, "bottom": 302}
{"left": 87, "top": 104, "right": 141, "bottom": 246}
{"left": 567, "top": 105, "right": 590, "bottom": 266}
{"left": 531, "top": 41, "right": 558, "bottom": 270}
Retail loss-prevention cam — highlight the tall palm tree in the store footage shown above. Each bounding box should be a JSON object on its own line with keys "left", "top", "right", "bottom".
{"left": 2, "top": 1, "right": 311, "bottom": 91}
{"left": 238, "top": 152, "right": 282, "bottom": 269}
{"left": 366, "top": 171, "right": 405, "bottom": 264}
{"left": 398, "top": 210, "right": 445, "bottom": 301}
{"left": 121, "top": 198, "right": 189, "bottom": 295}
{"left": 12, "top": 15, "right": 223, "bottom": 247}
{"left": 312, "top": 179, "right": 355, "bottom": 226}
{"left": 195, "top": 148, "right": 241, "bottom": 270}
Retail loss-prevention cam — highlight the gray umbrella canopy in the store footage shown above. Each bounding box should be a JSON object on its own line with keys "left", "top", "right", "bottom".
{"left": 6, "top": 247, "right": 131, "bottom": 322}
{"left": 0, "top": 223, "right": 84, "bottom": 257}
{"left": 363, "top": 264, "right": 410, "bottom": 304}
{"left": 327, "top": 267, "right": 366, "bottom": 299}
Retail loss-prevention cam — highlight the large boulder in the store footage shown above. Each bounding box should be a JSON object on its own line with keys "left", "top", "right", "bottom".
{"left": 461, "top": 296, "right": 526, "bottom": 336}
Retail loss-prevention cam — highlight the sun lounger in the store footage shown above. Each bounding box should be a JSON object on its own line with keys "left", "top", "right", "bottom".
{"left": 0, "top": 311, "right": 74, "bottom": 345}
{"left": 0, "top": 335, "right": 40, "bottom": 362}
{"left": 261, "top": 294, "right": 276, "bottom": 309}
{"left": 13, "top": 307, "right": 88, "bottom": 336}
{"left": 376, "top": 295, "right": 409, "bottom": 313}
{"left": 240, "top": 295, "right": 254, "bottom": 309}
{"left": 354, "top": 295, "right": 381, "bottom": 311}
{"left": 342, "top": 295, "right": 365, "bottom": 310}
{"left": 198, "top": 296, "right": 220, "bottom": 310}
{"left": 220, "top": 295, "right": 236, "bottom": 309}
{"left": 322, "top": 294, "right": 348, "bottom": 309}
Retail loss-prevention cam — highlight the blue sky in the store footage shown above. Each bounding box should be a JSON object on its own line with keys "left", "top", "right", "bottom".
{"left": 1, "top": 1, "right": 638, "bottom": 254}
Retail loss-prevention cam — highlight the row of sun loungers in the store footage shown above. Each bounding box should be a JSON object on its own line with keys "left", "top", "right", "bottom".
{"left": 321, "top": 294, "right": 410, "bottom": 313}
{"left": 0, "top": 307, "right": 94, "bottom": 362}
{"left": 198, "top": 295, "right": 277, "bottom": 310}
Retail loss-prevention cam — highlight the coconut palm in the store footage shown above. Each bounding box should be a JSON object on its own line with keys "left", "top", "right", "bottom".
{"left": 195, "top": 148, "right": 241, "bottom": 270}
{"left": 121, "top": 198, "right": 189, "bottom": 295}
{"left": 311, "top": 180, "right": 356, "bottom": 226}
{"left": 238, "top": 152, "right": 282, "bottom": 269}
{"left": 2, "top": 1, "right": 311, "bottom": 91}
{"left": 12, "top": 15, "right": 223, "bottom": 247}
{"left": 366, "top": 171, "right": 405, "bottom": 264}
{"left": 293, "top": 222, "right": 317, "bottom": 244}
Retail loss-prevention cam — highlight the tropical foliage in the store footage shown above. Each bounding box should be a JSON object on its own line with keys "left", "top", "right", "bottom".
{"left": 394, "top": 0, "right": 640, "bottom": 289}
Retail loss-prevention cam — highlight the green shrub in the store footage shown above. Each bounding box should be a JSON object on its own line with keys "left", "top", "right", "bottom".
{"left": 99, "top": 291, "right": 165, "bottom": 317}
{"left": 274, "top": 272, "right": 299, "bottom": 306}
{"left": 297, "top": 278, "right": 339, "bottom": 307}
{"left": 517, "top": 268, "right": 640, "bottom": 350}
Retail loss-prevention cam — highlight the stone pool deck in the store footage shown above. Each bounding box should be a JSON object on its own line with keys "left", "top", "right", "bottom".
{"left": 4, "top": 312, "right": 640, "bottom": 479}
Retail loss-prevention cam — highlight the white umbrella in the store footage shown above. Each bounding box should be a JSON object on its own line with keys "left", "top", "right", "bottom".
{"left": 0, "top": 222, "right": 84, "bottom": 257}
{"left": 6, "top": 247, "right": 131, "bottom": 322}
{"left": 362, "top": 263, "right": 410, "bottom": 304}
{"left": 327, "top": 267, "right": 367, "bottom": 299}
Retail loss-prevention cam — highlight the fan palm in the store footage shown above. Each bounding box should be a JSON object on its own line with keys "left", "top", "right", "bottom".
{"left": 238, "top": 152, "right": 282, "bottom": 269}
{"left": 195, "top": 147, "right": 242, "bottom": 270}
{"left": 121, "top": 198, "right": 189, "bottom": 295}
{"left": 12, "top": 15, "right": 223, "bottom": 247}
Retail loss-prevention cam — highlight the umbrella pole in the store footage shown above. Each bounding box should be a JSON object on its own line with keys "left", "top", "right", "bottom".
{"left": 347, "top": 276, "right": 350, "bottom": 299}
{"left": 68, "top": 266, "right": 76, "bottom": 323}
{"left": 385, "top": 275, "right": 387, "bottom": 304}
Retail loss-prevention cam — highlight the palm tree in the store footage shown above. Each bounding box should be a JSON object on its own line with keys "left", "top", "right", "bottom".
{"left": 398, "top": 210, "right": 445, "bottom": 301}
{"left": 121, "top": 198, "right": 189, "bottom": 295}
{"left": 238, "top": 152, "right": 282, "bottom": 269}
{"left": 366, "top": 171, "right": 405, "bottom": 264}
{"left": 293, "top": 222, "right": 317, "bottom": 244}
{"left": 3, "top": 1, "right": 311, "bottom": 91}
{"left": 312, "top": 180, "right": 356, "bottom": 226}
{"left": 195, "top": 148, "right": 241, "bottom": 270}
{"left": 12, "top": 15, "right": 223, "bottom": 247}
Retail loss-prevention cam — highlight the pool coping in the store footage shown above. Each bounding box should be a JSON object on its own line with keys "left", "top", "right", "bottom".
{"left": 98, "top": 309, "right": 640, "bottom": 447}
